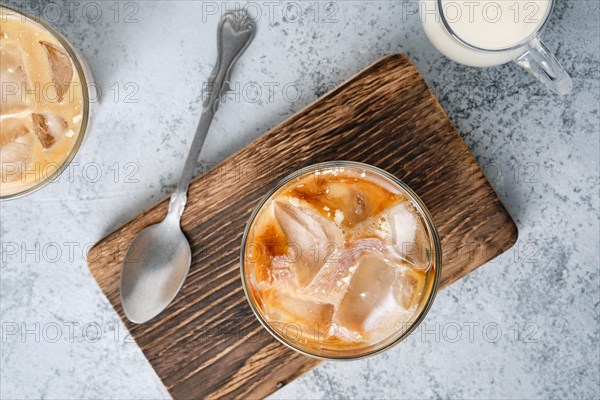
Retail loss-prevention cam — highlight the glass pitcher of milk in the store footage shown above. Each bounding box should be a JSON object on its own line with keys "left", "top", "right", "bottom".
{"left": 420, "top": 0, "right": 572, "bottom": 95}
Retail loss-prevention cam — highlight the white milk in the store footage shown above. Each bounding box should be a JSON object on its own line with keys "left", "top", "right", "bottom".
{"left": 419, "top": 0, "right": 551, "bottom": 67}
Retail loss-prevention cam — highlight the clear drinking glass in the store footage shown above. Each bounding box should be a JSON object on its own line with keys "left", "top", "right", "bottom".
{"left": 240, "top": 161, "right": 442, "bottom": 359}
{"left": 420, "top": 0, "right": 572, "bottom": 95}
{"left": 0, "top": 5, "right": 96, "bottom": 200}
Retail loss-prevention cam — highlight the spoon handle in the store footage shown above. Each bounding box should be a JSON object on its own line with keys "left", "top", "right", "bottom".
{"left": 168, "top": 11, "right": 256, "bottom": 218}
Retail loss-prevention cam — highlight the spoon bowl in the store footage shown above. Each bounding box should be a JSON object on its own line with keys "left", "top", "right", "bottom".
{"left": 120, "top": 216, "right": 191, "bottom": 323}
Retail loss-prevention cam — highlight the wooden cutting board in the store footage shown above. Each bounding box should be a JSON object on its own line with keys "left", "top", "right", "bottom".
{"left": 88, "top": 54, "right": 517, "bottom": 399}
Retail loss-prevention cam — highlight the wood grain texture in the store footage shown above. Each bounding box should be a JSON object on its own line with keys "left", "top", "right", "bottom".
{"left": 87, "top": 54, "right": 518, "bottom": 400}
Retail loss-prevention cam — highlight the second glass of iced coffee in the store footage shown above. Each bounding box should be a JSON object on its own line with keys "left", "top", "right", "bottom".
{"left": 0, "top": 5, "right": 94, "bottom": 199}
{"left": 241, "top": 161, "right": 441, "bottom": 359}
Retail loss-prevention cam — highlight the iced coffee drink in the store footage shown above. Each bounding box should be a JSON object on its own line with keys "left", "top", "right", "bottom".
{"left": 242, "top": 162, "right": 441, "bottom": 358}
{"left": 0, "top": 6, "right": 91, "bottom": 198}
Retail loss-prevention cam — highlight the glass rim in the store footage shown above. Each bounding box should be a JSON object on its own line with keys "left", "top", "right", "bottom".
{"left": 239, "top": 160, "right": 443, "bottom": 360}
{"left": 436, "top": 0, "right": 554, "bottom": 53}
{"left": 0, "top": 4, "right": 91, "bottom": 201}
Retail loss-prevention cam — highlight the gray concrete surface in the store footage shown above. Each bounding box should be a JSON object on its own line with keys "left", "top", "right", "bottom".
{"left": 1, "top": 0, "right": 598, "bottom": 399}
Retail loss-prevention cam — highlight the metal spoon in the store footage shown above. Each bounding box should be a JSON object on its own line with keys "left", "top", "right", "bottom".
{"left": 120, "top": 11, "right": 256, "bottom": 324}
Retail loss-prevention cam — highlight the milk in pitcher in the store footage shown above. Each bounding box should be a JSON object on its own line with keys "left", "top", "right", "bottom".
{"left": 420, "top": 0, "right": 551, "bottom": 67}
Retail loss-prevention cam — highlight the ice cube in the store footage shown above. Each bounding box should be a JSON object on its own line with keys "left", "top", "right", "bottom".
{"left": 40, "top": 41, "right": 73, "bottom": 102}
{"left": 0, "top": 43, "right": 31, "bottom": 115}
{"left": 264, "top": 291, "right": 334, "bottom": 330}
{"left": 333, "top": 253, "right": 422, "bottom": 341}
{"left": 269, "top": 255, "right": 299, "bottom": 292}
{"left": 301, "top": 238, "right": 387, "bottom": 305}
{"left": 331, "top": 323, "right": 364, "bottom": 343}
{"left": 31, "top": 113, "right": 67, "bottom": 149}
{"left": 0, "top": 119, "right": 28, "bottom": 147}
{"left": 0, "top": 119, "right": 33, "bottom": 183}
{"left": 387, "top": 201, "right": 432, "bottom": 271}
{"left": 325, "top": 183, "right": 371, "bottom": 226}
{"left": 395, "top": 267, "right": 427, "bottom": 310}
{"left": 333, "top": 254, "right": 399, "bottom": 333}
{"left": 273, "top": 200, "right": 343, "bottom": 287}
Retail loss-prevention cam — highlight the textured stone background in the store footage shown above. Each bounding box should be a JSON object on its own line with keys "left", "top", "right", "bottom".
{"left": 1, "top": 1, "right": 598, "bottom": 399}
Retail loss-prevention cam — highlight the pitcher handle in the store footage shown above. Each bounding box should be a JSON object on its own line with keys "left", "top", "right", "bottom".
{"left": 515, "top": 36, "right": 572, "bottom": 95}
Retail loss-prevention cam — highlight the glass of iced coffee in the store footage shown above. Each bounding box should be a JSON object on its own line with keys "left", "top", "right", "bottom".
{"left": 0, "top": 5, "right": 94, "bottom": 199}
{"left": 241, "top": 161, "right": 442, "bottom": 359}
